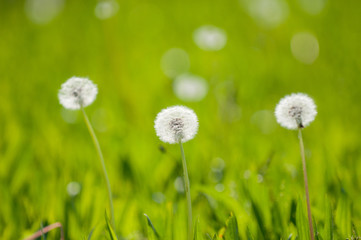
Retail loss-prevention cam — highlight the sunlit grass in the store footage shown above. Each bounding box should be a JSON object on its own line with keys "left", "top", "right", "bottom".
{"left": 0, "top": 0, "right": 361, "bottom": 239}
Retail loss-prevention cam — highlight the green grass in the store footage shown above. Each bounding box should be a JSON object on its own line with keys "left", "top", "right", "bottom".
{"left": 1, "top": 0, "right": 361, "bottom": 239}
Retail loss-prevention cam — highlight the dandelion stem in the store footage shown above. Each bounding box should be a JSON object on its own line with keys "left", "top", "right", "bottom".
{"left": 298, "top": 128, "right": 314, "bottom": 240}
{"left": 24, "top": 222, "right": 64, "bottom": 240}
{"left": 81, "top": 107, "right": 115, "bottom": 229}
{"left": 179, "top": 141, "right": 193, "bottom": 240}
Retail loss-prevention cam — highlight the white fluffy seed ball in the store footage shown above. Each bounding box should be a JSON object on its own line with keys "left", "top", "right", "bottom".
{"left": 154, "top": 106, "right": 199, "bottom": 144}
{"left": 58, "top": 77, "right": 98, "bottom": 110}
{"left": 275, "top": 93, "right": 317, "bottom": 130}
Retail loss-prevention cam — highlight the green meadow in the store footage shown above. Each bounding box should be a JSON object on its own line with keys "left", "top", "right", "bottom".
{"left": 1, "top": 0, "right": 361, "bottom": 239}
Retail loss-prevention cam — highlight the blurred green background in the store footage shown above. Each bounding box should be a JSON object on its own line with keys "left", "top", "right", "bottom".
{"left": 1, "top": 0, "right": 361, "bottom": 239}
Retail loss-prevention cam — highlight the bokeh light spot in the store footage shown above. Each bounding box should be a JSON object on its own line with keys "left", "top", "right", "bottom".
{"left": 25, "top": 0, "right": 64, "bottom": 24}
{"left": 173, "top": 73, "right": 208, "bottom": 102}
{"left": 298, "top": 0, "right": 326, "bottom": 15}
{"left": 193, "top": 25, "right": 227, "bottom": 51}
{"left": 67, "top": 182, "right": 81, "bottom": 197}
{"left": 61, "top": 109, "right": 78, "bottom": 124}
{"left": 243, "top": 0, "right": 289, "bottom": 29}
{"left": 161, "top": 48, "right": 190, "bottom": 78}
{"left": 291, "top": 32, "right": 319, "bottom": 64}
{"left": 250, "top": 110, "right": 277, "bottom": 134}
{"left": 174, "top": 176, "right": 185, "bottom": 193}
{"left": 94, "top": 0, "right": 119, "bottom": 20}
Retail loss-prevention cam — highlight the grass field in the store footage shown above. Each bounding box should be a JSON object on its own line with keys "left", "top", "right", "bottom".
{"left": 1, "top": 0, "right": 361, "bottom": 239}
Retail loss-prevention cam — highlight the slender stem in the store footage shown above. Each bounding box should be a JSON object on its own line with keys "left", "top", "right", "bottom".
{"left": 298, "top": 128, "right": 314, "bottom": 240}
{"left": 179, "top": 141, "right": 193, "bottom": 240}
{"left": 81, "top": 108, "right": 115, "bottom": 229}
{"left": 24, "top": 222, "right": 64, "bottom": 240}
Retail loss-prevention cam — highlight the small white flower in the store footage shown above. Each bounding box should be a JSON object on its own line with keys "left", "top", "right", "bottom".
{"left": 275, "top": 93, "right": 317, "bottom": 130}
{"left": 154, "top": 106, "right": 198, "bottom": 144}
{"left": 58, "top": 77, "right": 98, "bottom": 110}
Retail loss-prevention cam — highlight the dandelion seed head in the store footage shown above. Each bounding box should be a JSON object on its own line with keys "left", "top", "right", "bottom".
{"left": 58, "top": 77, "right": 98, "bottom": 110}
{"left": 154, "top": 106, "right": 198, "bottom": 144}
{"left": 275, "top": 93, "right": 317, "bottom": 130}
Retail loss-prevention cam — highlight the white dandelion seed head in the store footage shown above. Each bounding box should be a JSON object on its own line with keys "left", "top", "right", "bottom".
{"left": 58, "top": 77, "right": 98, "bottom": 110}
{"left": 154, "top": 106, "right": 199, "bottom": 144}
{"left": 275, "top": 93, "right": 317, "bottom": 130}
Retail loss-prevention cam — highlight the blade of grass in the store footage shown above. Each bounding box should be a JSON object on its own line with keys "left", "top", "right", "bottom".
{"left": 251, "top": 199, "right": 267, "bottom": 239}
{"left": 313, "top": 217, "right": 321, "bottom": 240}
{"left": 271, "top": 201, "right": 284, "bottom": 238}
{"left": 194, "top": 217, "right": 201, "bottom": 240}
{"left": 224, "top": 213, "right": 240, "bottom": 240}
{"left": 144, "top": 214, "right": 160, "bottom": 240}
{"left": 323, "top": 198, "right": 333, "bottom": 240}
{"left": 87, "top": 227, "right": 96, "bottom": 240}
{"left": 105, "top": 213, "right": 118, "bottom": 240}
{"left": 246, "top": 227, "right": 254, "bottom": 240}
{"left": 287, "top": 233, "right": 293, "bottom": 240}
{"left": 296, "top": 197, "right": 311, "bottom": 240}
{"left": 335, "top": 194, "right": 351, "bottom": 237}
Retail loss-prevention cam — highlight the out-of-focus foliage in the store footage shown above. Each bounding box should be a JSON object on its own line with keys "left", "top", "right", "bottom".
{"left": 0, "top": 0, "right": 361, "bottom": 239}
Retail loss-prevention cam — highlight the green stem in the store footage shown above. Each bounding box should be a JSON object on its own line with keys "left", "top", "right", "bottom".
{"left": 179, "top": 141, "right": 193, "bottom": 240}
{"left": 81, "top": 108, "right": 115, "bottom": 229}
{"left": 298, "top": 128, "right": 314, "bottom": 240}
